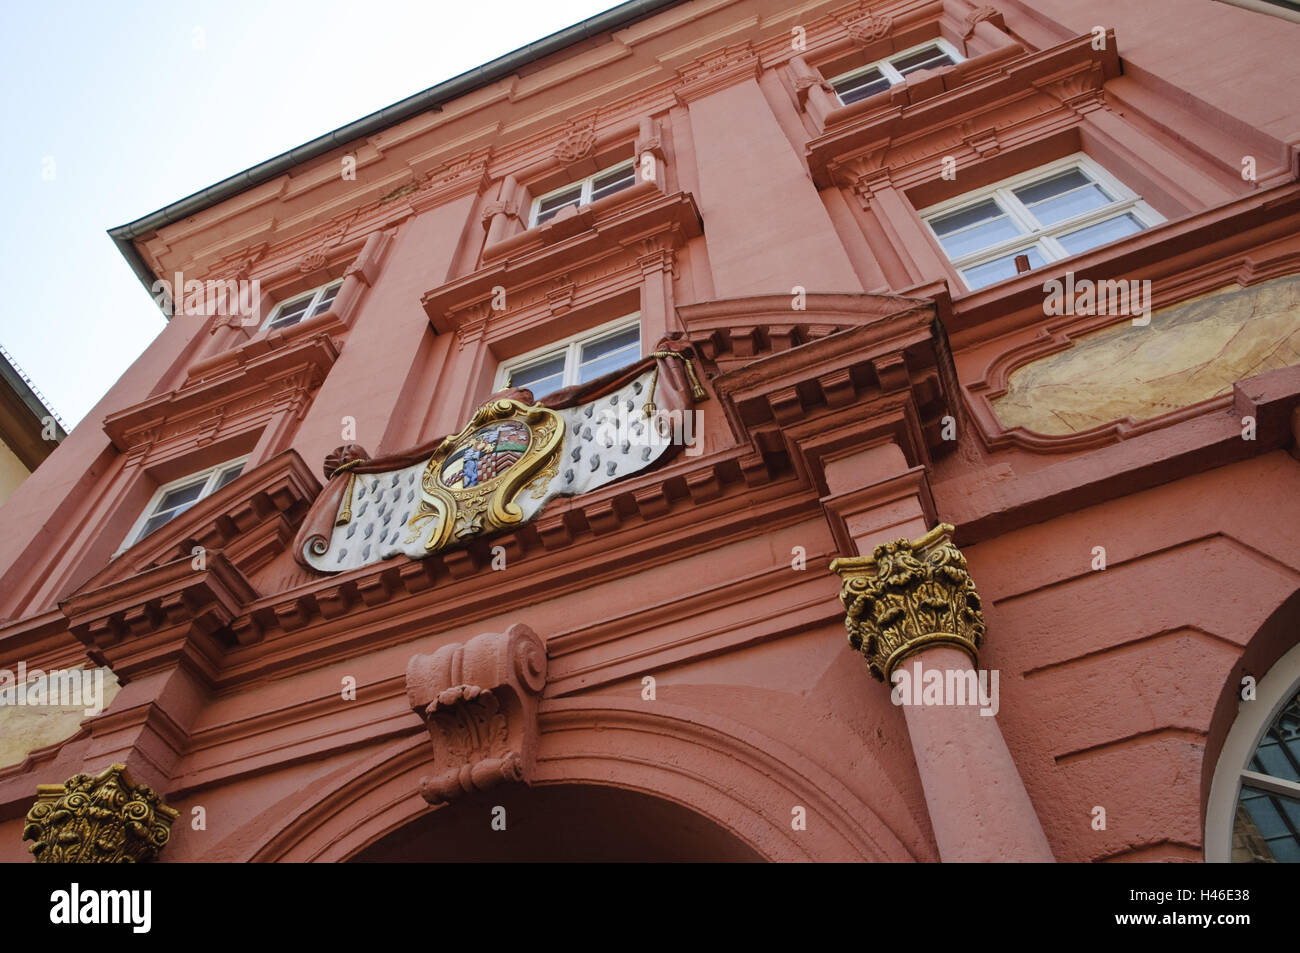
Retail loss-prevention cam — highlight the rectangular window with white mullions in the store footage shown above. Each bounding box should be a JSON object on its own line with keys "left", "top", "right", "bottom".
{"left": 264, "top": 279, "right": 342, "bottom": 331}
{"left": 919, "top": 154, "right": 1165, "bottom": 291}
{"left": 827, "top": 38, "right": 962, "bottom": 106}
{"left": 119, "top": 457, "right": 248, "bottom": 552}
{"left": 529, "top": 159, "right": 637, "bottom": 227}
{"left": 497, "top": 316, "right": 642, "bottom": 400}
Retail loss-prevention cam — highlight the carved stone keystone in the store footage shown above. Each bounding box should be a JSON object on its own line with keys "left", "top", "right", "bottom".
{"left": 22, "top": 763, "right": 180, "bottom": 863}
{"left": 406, "top": 623, "right": 547, "bottom": 806}
{"left": 830, "top": 523, "right": 987, "bottom": 682}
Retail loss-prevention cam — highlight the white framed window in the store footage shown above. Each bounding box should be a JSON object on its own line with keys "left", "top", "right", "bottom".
{"left": 496, "top": 315, "right": 641, "bottom": 399}
{"left": 827, "top": 37, "right": 964, "bottom": 106}
{"left": 118, "top": 456, "right": 249, "bottom": 552}
{"left": 1207, "top": 640, "right": 1300, "bottom": 863}
{"left": 263, "top": 279, "right": 343, "bottom": 331}
{"left": 529, "top": 159, "right": 637, "bottom": 227}
{"left": 918, "top": 154, "right": 1164, "bottom": 291}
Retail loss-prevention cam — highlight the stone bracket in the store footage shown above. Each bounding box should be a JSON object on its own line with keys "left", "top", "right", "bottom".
{"left": 406, "top": 623, "right": 547, "bottom": 806}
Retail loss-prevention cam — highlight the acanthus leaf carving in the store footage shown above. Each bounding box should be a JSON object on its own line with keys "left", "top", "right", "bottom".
{"left": 23, "top": 763, "right": 180, "bottom": 863}
{"left": 830, "top": 523, "right": 986, "bottom": 683}
{"left": 553, "top": 119, "right": 598, "bottom": 163}
{"left": 841, "top": 12, "right": 892, "bottom": 47}
{"left": 963, "top": 4, "right": 1002, "bottom": 39}
{"left": 406, "top": 623, "right": 547, "bottom": 806}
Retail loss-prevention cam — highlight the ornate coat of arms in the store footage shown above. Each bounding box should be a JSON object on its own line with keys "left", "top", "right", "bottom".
{"left": 294, "top": 335, "right": 706, "bottom": 573}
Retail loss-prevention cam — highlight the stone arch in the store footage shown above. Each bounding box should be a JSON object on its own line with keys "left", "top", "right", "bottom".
{"left": 1202, "top": 584, "right": 1300, "bottom": 859}
{"left": 227, "top": 697, "right": 918, "bottom": 862}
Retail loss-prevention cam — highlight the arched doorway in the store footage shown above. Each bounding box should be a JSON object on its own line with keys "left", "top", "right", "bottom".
{"left": 349, "top": 782, "right": 764, "bottom": 862}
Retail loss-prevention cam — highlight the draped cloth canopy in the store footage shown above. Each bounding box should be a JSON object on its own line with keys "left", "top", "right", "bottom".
{"left": 293, "top": 334, "right": 706, "bottom": 573}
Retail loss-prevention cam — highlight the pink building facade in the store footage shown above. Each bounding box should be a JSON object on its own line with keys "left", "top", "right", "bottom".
{"left": 3, "top": 0, "right": 1300, "bottom": 863}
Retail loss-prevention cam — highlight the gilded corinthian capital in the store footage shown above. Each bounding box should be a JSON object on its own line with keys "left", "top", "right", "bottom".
{"left": 22, "top": 763, "right": 179, "bottom": 863}
{"left": 829, "top": 523, "right": 986, "bottom": 682}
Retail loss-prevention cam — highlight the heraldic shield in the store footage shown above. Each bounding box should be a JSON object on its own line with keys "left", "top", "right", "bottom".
{"left": 410, "top": 399, "right": 564, "bottom": 553}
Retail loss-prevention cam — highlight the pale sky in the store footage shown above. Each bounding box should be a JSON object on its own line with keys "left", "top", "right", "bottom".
{"left": 0, "top": 0, "right": 626, "bottom": 428}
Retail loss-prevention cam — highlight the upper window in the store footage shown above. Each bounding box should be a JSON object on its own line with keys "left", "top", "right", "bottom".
{"left": 497, "top": 316, "right": 641, "bottom": 399}
{"left": 827, "top": 38, "right": 963, "bottom": 106}
{"left": 530, "top": 160, "right": 637, "bottom": 227}
{"left": 264, "top": 279, "right": 342, "bottom": 331}
{"left": 120, "top": 456, "right": 247, "bottom": 551}
{"left": 919, "top": 155, "right": 1163, "bottom": 291}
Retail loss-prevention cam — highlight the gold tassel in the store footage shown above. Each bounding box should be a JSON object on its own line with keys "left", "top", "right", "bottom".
{"left": 330, "top": 459, "right": 365, "bottom": 526}
{"left": 647, "top": 350, "right": 708, "bottom": 406}
{"left": 642, "top": 365, "right": 660, "bottom": 418}
{"left": 681, "top": 355, "right": 707, "bottom": 401}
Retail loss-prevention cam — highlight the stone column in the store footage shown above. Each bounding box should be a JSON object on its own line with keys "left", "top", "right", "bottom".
{"left": 831, "top": 523, "right": 1055, "bottom": 862}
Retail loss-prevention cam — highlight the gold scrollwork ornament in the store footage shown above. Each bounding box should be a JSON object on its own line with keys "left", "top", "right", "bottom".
{"left": 409, "top": 399, "right": 564, "bottom": 554}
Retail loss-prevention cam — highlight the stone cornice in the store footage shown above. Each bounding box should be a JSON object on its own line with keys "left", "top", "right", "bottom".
{"left": 0, "top": 609, "right": 81, "bottom": 672}
{"left": 423, "top": 189, "right": 702, "bottom": 335}
{"left": 79, "top": 450, "right": 320, "bottom": 591}
{"left": 679, "top": 292, "right": 932, "bottom": 372}
{"left": 204, "top": 452, "right": 808, "bottom": 687}
{"left": 60, "top": 551, "right": 260, "bottom": 684}
{"left": 937, "top": 363, "right": 1300, "bottom": 546}
{"left": 673, "top": 43, "right": 762, "bottom": 105}
{"left": 706, "top": 299, "right": 956, "bottom": 469}
{"left": 103, "top": 334, "right": 339, "bottom": 453}
{"left": 808, "top": 32, "right": 1119, "bottom": 188}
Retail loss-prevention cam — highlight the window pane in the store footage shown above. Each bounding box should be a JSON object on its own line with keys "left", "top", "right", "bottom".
{"left": 155, "top": 479, "right": 207, "bottom": 513}
{"left": 578, "top": 326, "right": 640, "bottom": 383}
{"left": 591, "top": 165, "right": 635, "bottom": 202}
{"left": 929, "top": 199, "right": 1022, "bottom": 258}
{"left": 1251, "top": 691, "right": 1300, "bottom": 782}
{"left": 892, "top": 46, "right": 954, "bottom": 75}
{"left": 1236, "top": 787, "right": 1300, "bottom": 863}
{"left": 1012, "top": 169, "right": 1093, "bottom": 205}
{"left": 269, "top": 297, "right": 312, "bottom": 328}
{"left": 213, "top": 464, "right": 244, "bottom": 491}
{"left": 138, "top": 511, "right": 180, "bottom": 540}
{"left": 834, "top": 68, "right": 890, "bottom": 105}
{"left": 581, "top": 327, "right": 640, "bottom": 362}
{"left": 1024, "top": 184, "right": 1112, "bottom": 226}
{"left": 309, "top": 283, "right": 341, "bottom": 317}
{"left": 510, "top": 354, "right": 567, "bottom": 396}
{"left": 535, "top": 185, "right": 583, "bottom": 225}
{"left": 960, "top": 246, "right": 1046, "bottom": 289}
{"left": 1056, "top": 213, "right": 1144, "bottom": 255}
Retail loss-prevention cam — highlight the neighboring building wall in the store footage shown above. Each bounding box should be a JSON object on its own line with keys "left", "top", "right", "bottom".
{"left": 0, "top": 440, "right": 29, "bottom": 506}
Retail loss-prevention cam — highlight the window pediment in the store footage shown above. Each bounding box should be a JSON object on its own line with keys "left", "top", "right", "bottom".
{"left": 103, "top": 334, "right": 337, "bottom": 454}
{"left": 809, "top": 33, "right": 1119, "bottom": 189}
{"left": 423, "top": 190, "right": 701, "bottom": 337}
